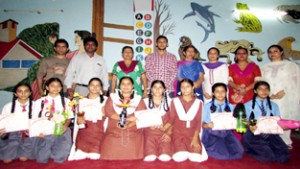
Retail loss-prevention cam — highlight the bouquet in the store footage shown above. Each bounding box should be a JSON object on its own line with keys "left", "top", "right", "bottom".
{"left": 52, "top": 110, "right": 72, "bottom": 136}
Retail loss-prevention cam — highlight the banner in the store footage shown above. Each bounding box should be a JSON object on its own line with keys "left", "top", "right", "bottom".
{"left": 133, "top": 0, "right": 154, "bottom": 63}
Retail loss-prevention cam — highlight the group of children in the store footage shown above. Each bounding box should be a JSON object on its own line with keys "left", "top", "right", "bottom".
{"left": 0, "top": 76, "right": 290, "bottom": 164}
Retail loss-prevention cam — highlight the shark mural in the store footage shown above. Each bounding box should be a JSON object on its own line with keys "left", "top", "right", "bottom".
{"left": 183, "top": 2, "right": 220, "bottom": 43}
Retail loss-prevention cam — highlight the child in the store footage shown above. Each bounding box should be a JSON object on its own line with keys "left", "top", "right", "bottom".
{"left": 70, "top": 78, "right": 107, "bottom": 160}
{"left": 202, "top": 83, "right": 243, "bottom": 160}
{"left": 101, "top": 76, "right": 146, "bottom": 160}
{"left": 202, "top": 47, "right": 229, "bottom": 104}
{"left": 33, "top": 78, "right": 73, "bottom": 163}
{"left": 143, "top": 80, "right": 172, "bottom": 162}
{"left": 0, "top": 83, "right": 36, "bottom": 163}
{"left": 167, "top": 79, "right": 208, "bottom": 162}
{"left": 243, "top": 81, "right": 290, "bottom": 162}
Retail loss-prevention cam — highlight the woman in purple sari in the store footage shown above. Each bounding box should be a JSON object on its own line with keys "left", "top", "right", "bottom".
{"left": 175, "top": 45, "right": 204, "bottom": 100}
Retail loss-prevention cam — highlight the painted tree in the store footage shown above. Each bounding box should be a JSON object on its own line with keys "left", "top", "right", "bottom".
{"left": 154, "top": 0, "right": 176, "bottom": 42}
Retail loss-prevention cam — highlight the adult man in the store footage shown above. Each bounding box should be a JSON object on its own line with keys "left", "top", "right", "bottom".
{"left": 64, "top": 37, "right": 108, "bottom": 97}
{"left": 145, "top": 35, "right": 177, "bottom": 97}
{"left": 37, "top": 39, "right": 70, "bottom": 96}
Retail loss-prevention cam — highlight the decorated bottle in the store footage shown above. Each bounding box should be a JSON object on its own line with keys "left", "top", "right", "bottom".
{"left": 118, "top": 108, "right": 127, "bottom": 128}
{"left": 54, "top": 122, "right": 64, "bottom": 136}
{"left": 236, "top": 110, "right": 247, "bottom": 133}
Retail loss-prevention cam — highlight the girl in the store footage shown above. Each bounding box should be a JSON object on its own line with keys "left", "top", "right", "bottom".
{"left": 101, "top": 76, "right": 146, "bottom": 160}
{"left": 33, "top": 78, "right": 73, "bottom": 163}
{"left": 243, "top": 81, "right": 290, "bottom": 163}
{"left": 202, "top": 47, "right": 229, "bottom": 104}
{"left": 202, "top": 83, "right": 243, "bottom": 160}
{"left": 70, "top": 78, "right": 107, "bottom": 160}
{"left": 143, "top": 80, "right": 172, "bottom": 162}
{"left": 176, "top": 45, "right": 204, "bottom": 100}
{"left": 167, "top": 79, "right": 208, "bottom": 162}
{"left": 0, "top": 83, "right": 35, "bottom": 163}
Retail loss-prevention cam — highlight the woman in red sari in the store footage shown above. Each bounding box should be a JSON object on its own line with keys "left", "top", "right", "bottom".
{"left": 228, "top": 47, "right": 261, "bottom": 105}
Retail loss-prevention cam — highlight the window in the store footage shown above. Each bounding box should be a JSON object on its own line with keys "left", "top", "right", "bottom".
{"left": 1, "top": 60, "right": 37, "bottom": 68}
{"left": 2, "top": 60, "right": 20, "bottom": 68}
{"left": 22, "top": 60, "right": 37, "bottom": 68}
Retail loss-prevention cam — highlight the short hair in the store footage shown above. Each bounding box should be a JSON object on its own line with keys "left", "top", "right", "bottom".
{"left": 84, "top": 37, "right": 98, "bottom": 47}
{"left": 234, "top": 46, "right": 248, "bottom": 55}
{"left": 122, "top": 46, "right": 134, "bottom": 53}
{"left": 156, "top": 35, "right": 168, "bottom": 43}
{"left": 54, "top": 39, "right": 69, "bottom": 48}
{"left": 267, "top": 44, "right": 284, "bottom": 54}
{"left": 207, "top": 47, "right": 220, "bottom": 55}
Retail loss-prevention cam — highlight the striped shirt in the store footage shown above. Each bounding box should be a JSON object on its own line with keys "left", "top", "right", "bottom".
{"left": 145, "top": 51, "right": 177, "bottom": 92}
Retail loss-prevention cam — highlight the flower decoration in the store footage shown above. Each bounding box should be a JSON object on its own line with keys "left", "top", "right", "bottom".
{"left": 69, "top": 92, "right": 84, "bottom": 107}
{"left": 116, "top": 99, "right": 135, "bottom": 108}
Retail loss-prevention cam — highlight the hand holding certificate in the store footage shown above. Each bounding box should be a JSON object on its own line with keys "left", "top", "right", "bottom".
{"left": 134, "top": 110, "right": 163, "bottom": 129}
{"left": 29, "top": 118, "right": 54, "bottom": 137}
{"left": 0, "top": 113, "right": 29, "bottom": 132}
{"left": 211, "top": 112, "right": 237, "bottom": 130}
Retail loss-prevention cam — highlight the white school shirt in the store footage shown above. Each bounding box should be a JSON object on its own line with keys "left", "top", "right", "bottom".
{"left": 1, "top": 100, "right": 34, "bottom": 116}
{"left": 64, "top": 52, "right": 109, "bottom": 91}
{"left": 33, "top": 95, "right": 74, "bottom": 119}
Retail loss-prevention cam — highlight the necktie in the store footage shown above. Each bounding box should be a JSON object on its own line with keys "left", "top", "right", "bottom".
{"left": 218, "top": 104, "right": 222, "bottom": 113}
{"left": 261, "top": 101, "right": 266, "bottom": 116}
{"left": 21, "top": 104, "right": 27, "bottom": 112}
{"left": 51, "top": 99, "right": 55, "bottom": 112}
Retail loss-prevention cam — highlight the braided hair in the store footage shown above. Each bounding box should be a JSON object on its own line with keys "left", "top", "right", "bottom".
{"left": 118, "top": 76, "right": 135, "bottom": 99}
{"left": 88, "top": 77, "right": 104, "bottom": 103}
{"left": 148, "top": 80, "right": 170, "bottom": 111}
{"left": 39, "top": 78, "right": 66, "bottom": 117}
{"left": 249, "top": 81, "right": 273, "bottom": 121}
{"left": 210, "top": 83, "right": 231, "bottom": 113}
{"left": 11, "top": 83, "right": 33, "bottom": 119}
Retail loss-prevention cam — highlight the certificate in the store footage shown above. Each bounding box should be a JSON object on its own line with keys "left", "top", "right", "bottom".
{"left": 29, "top": 118, "right": 54, "bottom": 137}
{"left": 254, "top": 116, "right": 283, "bottom": 135}
{"left": 0, "top": 113, "right": 29, "bottom": 132}
{"left": 134, "top": 110, "right": 163, "bottom": 129}
{"left": 211, "top": 112, "right": 237, "bottom": 130}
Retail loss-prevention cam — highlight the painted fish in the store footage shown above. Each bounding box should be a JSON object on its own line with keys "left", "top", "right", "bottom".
{"left": 183, "top": 2, "right": 220, "bottom": 43}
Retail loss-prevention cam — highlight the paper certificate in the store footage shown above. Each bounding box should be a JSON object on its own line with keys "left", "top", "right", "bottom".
{"left": 0, "top": 113, "right": 29, "bottom": 132}
{"left": 134, "top": 110, "right": 163, "bottom": 129}
{"left": 211, "top": 112, "right": 237, "bottom": 130}
{"left": 254, "top": 116, "right": 283, "bottom": 135}
{"left": 29, "top": 118, "right": 54, "bottom": 137}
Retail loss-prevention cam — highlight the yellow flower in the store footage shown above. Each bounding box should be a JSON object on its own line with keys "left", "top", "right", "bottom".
{"left": 73, "top": 92, "right": 80, "bottom": 97}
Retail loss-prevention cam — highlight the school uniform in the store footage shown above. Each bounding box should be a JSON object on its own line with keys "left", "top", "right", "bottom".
{"left": 202, "top": 101, "right": 244, "bottom": 160}
{"left": 0, "top": 100, "right": 37, "bottom": 161}
{"left": 33, "top": 95, "right": 73, "bottom": 163}
{"left": 143, "top": 98, "right": 172, "bottom": 162}
{"left": 169, "top": 97, "right": 208, "bottom": 162}
{"left": 243, "top": 98, "right": 290, "bottom": 163}
{"left": 69, "top": 96, "right": 107, "bottom": 160}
